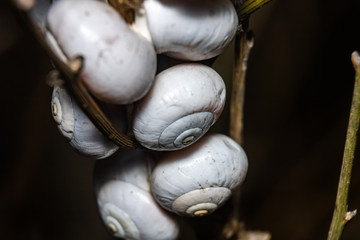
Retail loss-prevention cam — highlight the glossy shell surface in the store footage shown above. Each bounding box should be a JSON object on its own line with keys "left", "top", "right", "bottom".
{"left": 141, "top": 0, "right": 238, "bottom": 61}
{"left": 46, "top": 0, "right": 156, "bottom": 104}
{"left": 133, "top": 63, "right": 226, "bottom": 151}
{"left": 95, "top": 150, "right": 180, "bottom": 239}
{"left": 51, "top": 85, "right": 127, "bottom": 159}
{"left": 151, "top": 134, "right": 248, "bottom": 217}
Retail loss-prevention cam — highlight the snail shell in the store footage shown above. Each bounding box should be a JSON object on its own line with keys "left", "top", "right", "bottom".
{"left": 51, "top": 84, "right": 127, "bottom": 159}
{"left": 132, "top": 63, "right": 226, "bottom": 151}
{"left": 150, "top": 133, "right": 248, "bottom": 217}
{"left": 46, "top": 0, "right": 156, "bottom": 104}
{"left": 94, "top": 150, "right": 180, "bottom": 240}
{"left": 139, "top": 0, "right": 238, "bottom": 61}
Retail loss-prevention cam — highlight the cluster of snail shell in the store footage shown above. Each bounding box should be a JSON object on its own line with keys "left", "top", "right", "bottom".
{"left": 45, "top": 0, "right": 249, "bottom": 239}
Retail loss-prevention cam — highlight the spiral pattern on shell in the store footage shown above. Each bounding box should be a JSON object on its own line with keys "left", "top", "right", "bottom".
{"left": 51, "top": 84, "right": 127, "bottom": 159}
{"left": 133, "top": 63, "right": 226, "bottom": 151}
{"left": 151, "top": 134, "right": 248, "bottom": 217}
{"left": 94, "top": 150, "right": 180, "bottom": 239}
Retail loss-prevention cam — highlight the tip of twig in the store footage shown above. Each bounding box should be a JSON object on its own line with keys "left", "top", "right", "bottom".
{"left": 247, "top": 31, "right": 255, "bottom": 48}
{"left": 351, "top": 51, "right": 360, "bottom": 68}
{"left": 344, "top": 209, "right": 357, "bottom": 222}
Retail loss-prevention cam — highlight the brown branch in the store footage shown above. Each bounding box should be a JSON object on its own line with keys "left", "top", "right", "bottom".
{"left": 327, "top": 51, "right": 360, "bottom": 240}
{"left": 221, "top": 25, "right": 254, "bottom": 240}
{"left": 223, "top": 1, "right": 273, "bottom": 238}
{"left": 229, "top": 28, "right": 254, "bottom": 145}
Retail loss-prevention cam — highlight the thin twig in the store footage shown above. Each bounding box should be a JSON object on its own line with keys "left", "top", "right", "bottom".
{"left": 230, "top": 27, "right": 254, "bottom": 223}
{"left": 221, "top": 1, "right": 272, "bottom": 239}
{"left": 221, "top": 24, "right": 254, "bottom": 240}
{"left": 327, "top": 51, "right": 360, "bottom": 240}
{"left": 229, "top": 28, "right": 254, "bottom": 145}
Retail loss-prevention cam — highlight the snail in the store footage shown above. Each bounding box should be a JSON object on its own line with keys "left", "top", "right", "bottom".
{"left": 94, "top": 150, "right": 180, "bottom": 240}
{"left": 132, "top": 63, "right": 226, "bottom": 151}
{"left": 51, "top": 84, "right": 127, "bottom": 159}
{"left": 135, "top": 0, "right": 238, "bottom": 61}
{"left": 150, "top": 133, "right": 248, "bottom": 217}
{"left": 46, "top": 0, "right": 157, "bottom": 104}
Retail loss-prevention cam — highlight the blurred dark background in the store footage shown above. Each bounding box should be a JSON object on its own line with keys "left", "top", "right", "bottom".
{"left": 1, "top": 0, "right": 360, "bottom": 239}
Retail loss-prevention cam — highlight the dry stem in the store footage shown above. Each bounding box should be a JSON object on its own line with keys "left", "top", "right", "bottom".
{"left": 222, "top": 0, "right": 272, "bottom": 238}
{"left": 229, "top": 29, "right": 254, "bottom": 145}
{"left": 221, "top": 24, "right": 254, "bottom": 240}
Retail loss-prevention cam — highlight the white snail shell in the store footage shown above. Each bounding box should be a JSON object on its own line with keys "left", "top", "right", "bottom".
{"left": 51, "top": 84, "right": 127, "bottom": 159}
{"left": 46, "top": 0, "right": 156, "bottom": 104}
{"left": 138, "top": 0, "right": 238, "bottom": 61}
{"left": 132, "top": 63, "right": 226, "bottom": 151}
{"left": 94, "top": 150, "right": 180, "bottom": 240}
{"left": 150, "top": 133, "right": 248, "bottom": 217}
